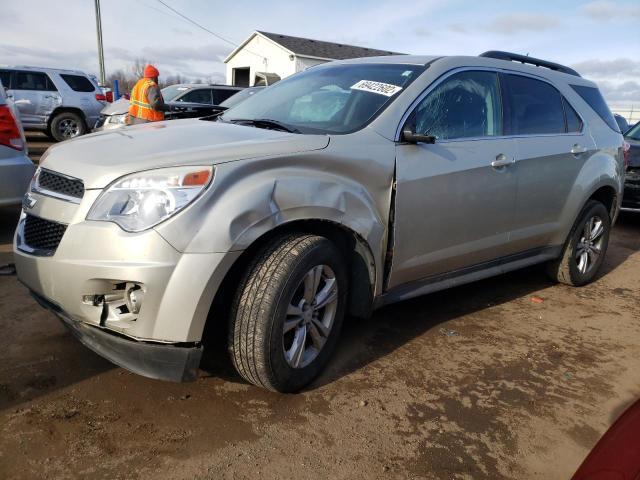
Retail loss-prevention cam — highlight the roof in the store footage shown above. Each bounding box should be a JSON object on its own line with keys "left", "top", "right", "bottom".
{"left": 258, "top": 31, "right": 404, "bottom": 60}
{"left": 333, "top": 54, "right": 597, "bottom": 85}
{"left": 170, "top": 83, "right": 243, "bottom": 89}
{"left": 224, "top": 31, "right": 404, "bottom": 63}
{"left": 1, "top": 65, "right": 89, "bottom": 75}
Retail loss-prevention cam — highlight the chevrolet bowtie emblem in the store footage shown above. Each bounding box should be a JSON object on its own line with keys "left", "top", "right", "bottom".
{"left": 23, "top": 193, "right": 37, "bottom": 210}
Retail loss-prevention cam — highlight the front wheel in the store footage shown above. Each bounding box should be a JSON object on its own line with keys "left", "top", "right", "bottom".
{"left": 228, "top": 234, "right": 348, "bottom": 392}
{"left": 546, "top": 200, "right": 611, "bottom": 286}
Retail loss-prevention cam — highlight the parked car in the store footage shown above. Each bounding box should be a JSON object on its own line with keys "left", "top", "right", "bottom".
{"left": 621, "top": 121, "right": 640, "bottom": 211}
{"left": 0, "top": 66, "right": 106, "bottom": 142}
{"left": 14, "top": 51, "right": 624, "bottom": 392}
{"left": 0, "top": 79, "right": 35, "bottom": 206}
{"left": 93, "top": 84, "right": 250, "bottom": 132}
{"left": 614, "top": 113, "right": 630, "bottom": 134}
{"left": 572, "top": 398, "right": 640, "bottom": 479}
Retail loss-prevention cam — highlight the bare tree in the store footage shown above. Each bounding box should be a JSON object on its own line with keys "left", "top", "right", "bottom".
{"left": 131, "top": 58, "right": 151, "bottom": 79}
{"left": 106, "top": 69, "right": 136, "bottom": 95}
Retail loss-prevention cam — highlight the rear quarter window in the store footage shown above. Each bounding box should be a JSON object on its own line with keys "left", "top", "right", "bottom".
{"left": 60, "top": 74, "right": 96, "bottom": 92}
{"left": 570, "top": 84, "right": 619, "bottom": 133}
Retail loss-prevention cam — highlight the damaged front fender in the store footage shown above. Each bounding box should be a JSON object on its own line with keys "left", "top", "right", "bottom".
{"left": 154, "top": 130, "right": 397, "bottom": 297}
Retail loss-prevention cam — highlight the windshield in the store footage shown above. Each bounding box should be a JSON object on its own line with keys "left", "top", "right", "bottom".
{"left": 221, "top": 63, "right": 425, "bottom": 134}
{"left": 626, "top": 122, "right": 640, "bottom": 141}
{"left": 220, "top": 87, "right": 263, "bottom": 108}
{"left": 161, "top": 85, "right": 190, "bottom": 102}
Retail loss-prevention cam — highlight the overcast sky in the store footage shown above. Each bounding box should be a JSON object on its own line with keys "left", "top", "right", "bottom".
{"left": 1, "top": 0, "right": 638, "bottom": 104}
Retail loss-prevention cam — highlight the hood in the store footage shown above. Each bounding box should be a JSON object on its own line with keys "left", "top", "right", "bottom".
{"left": 100, "top": 98, "right": 129, "bottom": 115}
{"left": 41, "top": 119, "right": 330, "bottom": 189}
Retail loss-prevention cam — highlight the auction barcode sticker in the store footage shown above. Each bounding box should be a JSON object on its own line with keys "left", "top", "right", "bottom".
{"left": 350, "top": 80, "right": 403, "bottom": 97}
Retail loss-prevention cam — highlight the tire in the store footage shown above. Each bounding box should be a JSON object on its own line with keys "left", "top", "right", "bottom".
{"left": 546, "top": 200, "right": 611, "bottom": 286}
{"left": 228, "top": 234, "right": 348, "bottom": 392}
{"left": 50, "top": 111, "right": 86, "bottom": 142}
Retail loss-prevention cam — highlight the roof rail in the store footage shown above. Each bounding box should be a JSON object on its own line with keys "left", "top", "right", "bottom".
{"left": 479, "top": 51, "right": 581, "bottom": 77}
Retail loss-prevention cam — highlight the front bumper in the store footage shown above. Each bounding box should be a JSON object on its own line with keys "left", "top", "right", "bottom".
{"left": 31, "top": 291, "right": 202, "bottom": 382}
{"left": 14, "top": 190, "right": 242, "bottom": 381}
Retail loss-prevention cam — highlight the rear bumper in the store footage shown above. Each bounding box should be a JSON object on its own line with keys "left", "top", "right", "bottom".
{"left": 622, "top": 169, "right": 640, "bottom": 211}
{"left": 0, "top": 153, "right": 35, "bottom": 206}
{"left": 31, "top": 291, "right": 202, "bottom": 382}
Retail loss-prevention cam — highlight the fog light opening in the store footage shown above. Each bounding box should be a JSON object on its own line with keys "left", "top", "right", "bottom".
{"left": 125, "top": 283, "right": 145, "bottom": 315}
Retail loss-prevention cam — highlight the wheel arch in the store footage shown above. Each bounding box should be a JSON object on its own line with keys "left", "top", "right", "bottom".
{"left": 214, "top": 218, "right": 376, "bottom": 319}
{"left": 588, "top": 184, "right": 618, "bottom": 219}
{"left": 47, "top": 107, "right": 88, "bottom": 132}
{"left": 200, "top": 219, "right": 378, "bottom": 353}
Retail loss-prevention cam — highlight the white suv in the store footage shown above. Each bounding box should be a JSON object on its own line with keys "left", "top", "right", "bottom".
{"left": 0, "top": 66, "right": 106, "bottom": 142}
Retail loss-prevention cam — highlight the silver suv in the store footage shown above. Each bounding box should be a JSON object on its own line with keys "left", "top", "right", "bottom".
{"left": 14, "top": 51, "right": 625, "bottom": 392}
{"left": 0, "top": 66, "right": 106, "bottom": 142}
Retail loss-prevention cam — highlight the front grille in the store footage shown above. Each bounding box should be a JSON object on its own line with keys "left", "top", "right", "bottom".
{"left": 37, "top": 169, "right": 85, "bottom": 199}
{"left": 23, "top": 215, "right": 67, "bottom": 252}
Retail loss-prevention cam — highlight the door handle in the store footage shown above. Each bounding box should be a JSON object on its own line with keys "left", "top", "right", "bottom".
{"left": 570, "top": 144, "right": 587, "bottom": 155}
{"left": 491, "top": 154, "right": 515, "bottom": 168}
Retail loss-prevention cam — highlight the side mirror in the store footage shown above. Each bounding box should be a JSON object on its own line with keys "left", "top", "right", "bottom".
{"left": 402, "top": 126, "right": 436, "bottom": 144}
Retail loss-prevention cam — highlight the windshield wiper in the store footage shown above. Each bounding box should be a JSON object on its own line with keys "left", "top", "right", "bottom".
{"left": 229, "top": 118, "right": 301, "bottom": 133}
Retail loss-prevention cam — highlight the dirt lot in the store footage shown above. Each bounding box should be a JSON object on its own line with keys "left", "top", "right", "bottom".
{"left": 0, "top": 202, "right": 638, "bottom": 480}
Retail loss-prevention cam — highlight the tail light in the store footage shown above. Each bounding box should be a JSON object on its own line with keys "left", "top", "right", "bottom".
{"left": 0, "top": 105, "right": 24, "bottom": 151}
{"left": 623, "top": 141, "right": 630, "bottom": 170}
{"left": 95, "top": 93, "right": 107, "bottom": 102}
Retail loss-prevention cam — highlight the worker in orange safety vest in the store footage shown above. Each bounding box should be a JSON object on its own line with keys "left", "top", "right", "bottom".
{"left": 128, "top": 64, "right": 168, "bottom": 124}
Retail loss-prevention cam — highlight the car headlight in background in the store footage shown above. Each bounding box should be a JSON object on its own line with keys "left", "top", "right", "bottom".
{"left": 107, "top": 113, "right": 128, "bottom": 125}
{"left": 87, "top": 166, "right": 213, "bottom": 232}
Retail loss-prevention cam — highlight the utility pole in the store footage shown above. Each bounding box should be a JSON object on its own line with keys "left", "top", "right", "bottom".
{"left": 94, "top": 0, "right": 106, "bottom": 86}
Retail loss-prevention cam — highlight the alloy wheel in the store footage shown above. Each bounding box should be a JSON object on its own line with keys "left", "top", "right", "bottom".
{"left": 575, "top": 215, "right": 605, "bottom": 274}
{"left": 283, "top": 264, "right": 338, "bottom": 369}
{"left": 58, "top": 118, "right": 80, "bottom": 139}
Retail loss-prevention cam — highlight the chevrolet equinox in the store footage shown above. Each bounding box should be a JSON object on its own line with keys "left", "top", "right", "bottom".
{"left": 14, "top": 51, "right": 625, "bottom": 392}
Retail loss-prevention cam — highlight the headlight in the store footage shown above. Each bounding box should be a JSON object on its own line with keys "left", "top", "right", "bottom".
{"left": 107, "top": 113, "right": 128, "bottom": 125}
{"left": 87, "top": 166, "right": 213, "bottom": 232}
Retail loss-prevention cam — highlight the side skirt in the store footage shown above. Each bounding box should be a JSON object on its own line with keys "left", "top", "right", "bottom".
{"left": 374, "top": 245, "right": 561, "bottom": 309}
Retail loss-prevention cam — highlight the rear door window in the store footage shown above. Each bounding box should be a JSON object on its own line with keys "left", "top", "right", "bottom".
{"left": 60, "top": 74, "right": 95, "bottom": 92}
{"left": 571, "top": 84, "right": 619, "bottom": 133}
{"left": 14, "top": 71, "right": 57, "bottom": 91}
{"left": 0, "top": 70, "right": 11, "bottom": 89}
{"left": 212, "top": 89, "right": 238, "bottom": 104}
{"left": 503, "top": 74, "right": 565, "bottom": 135}
{"left": 177, "top": 89, "right": 213, "bottom": 104}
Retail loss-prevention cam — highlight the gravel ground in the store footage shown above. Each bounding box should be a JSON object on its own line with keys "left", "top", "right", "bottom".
{"left": 0, "top": 204, "right": 638, "bottom": 480}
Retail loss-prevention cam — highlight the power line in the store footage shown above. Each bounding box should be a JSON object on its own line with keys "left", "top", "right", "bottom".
{"left": 135, "top": 0, "right": 194, "bottom": 25}
{"left": 154, "top": 0, "right": 240, "bottom": 48}
{"left": 153, "top": 0, "right": 265, "bottom": 62}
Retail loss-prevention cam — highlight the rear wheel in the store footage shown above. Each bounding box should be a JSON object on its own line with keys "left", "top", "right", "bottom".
{"left": 50, "top": 111, "right": 86, "bottom": 142}
{"left": 228, "top": 234, "right": 348, "bottom": 392}
{"left": 546, "top": 200, "right": 611, "bottom": 286}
